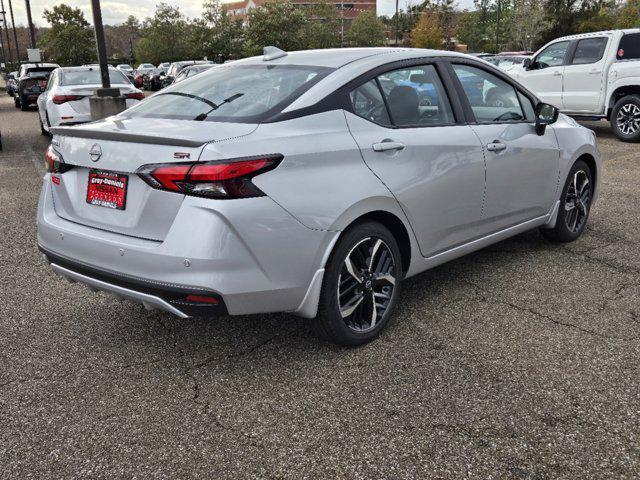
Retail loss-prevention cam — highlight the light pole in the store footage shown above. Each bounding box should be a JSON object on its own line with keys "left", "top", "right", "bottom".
{"left": 8, "top": 0, "right": 19, "bottom": 61}
{"left": 395, "top": 0, "right": 399, "bottom": 47}
{"left": 88, "top": 0, "right": 126, "bottom": 120}
{"left": 24, "top": 0, "right": 35, "bottom": 48}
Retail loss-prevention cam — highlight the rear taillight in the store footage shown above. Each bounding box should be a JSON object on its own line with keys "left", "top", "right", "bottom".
{"left": 126, "top": 92, "right": 145, "bottom": 100}
{"left": 52, "top": 94, "right": 84, "bottom": 105}
{"left": 44, "top": 145, "right": 73, "bottom": 174}
{"left": 137, "top": 155, "right": 282, "bottom": 199}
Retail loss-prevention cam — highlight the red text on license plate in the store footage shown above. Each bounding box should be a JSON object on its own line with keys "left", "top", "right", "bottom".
{"left": 86, "top": 170, "right": 128, "bottom": 210}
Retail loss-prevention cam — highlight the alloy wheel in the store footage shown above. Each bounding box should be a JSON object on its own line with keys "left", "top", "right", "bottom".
{"left": 564, "top": 170, "right": 591, "bottom": 233}
{"left": 616, "top": 103, "right": 640, "bottom": 135}
{"left": 338, "top": 237, "right": 396, "bottom": 333}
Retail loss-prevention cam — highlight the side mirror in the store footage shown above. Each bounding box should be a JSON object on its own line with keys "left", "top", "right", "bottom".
{"left": 535, "top": 102, "right": 559, "bottom": 136}
{"left": 522, "top": 58, "right": 532, "bottom": 70}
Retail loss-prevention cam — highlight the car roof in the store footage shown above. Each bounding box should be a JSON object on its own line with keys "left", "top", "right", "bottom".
{"left": 232, "top": 47, "right": 469, "bottom": 69}
{"left": 553, "top": 28, "right": 640, "bottom": 42}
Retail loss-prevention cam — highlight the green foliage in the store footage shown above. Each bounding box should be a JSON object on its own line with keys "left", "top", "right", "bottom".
{"left": 136, "top": 4, "right": 192, "bottom": 65}
{"left": 244, "top": 1, "right": 308, "bottom": 56}
{"left": 302, "top": 1, "right": 340, "bottom": 49}
{"left": 616, "top": 0, "right": 640, "bottom": 29}
{"left": 346, "top": 11, "right": 387, "bottom": 47}
{"left": 411, "top": 11, "right": 444, "bottom": 48}
{"left": 39, "top": 4, "right": 96, "bottom": 66}
{"left": 190, "top": 0, "right": 244, "bottom": 60}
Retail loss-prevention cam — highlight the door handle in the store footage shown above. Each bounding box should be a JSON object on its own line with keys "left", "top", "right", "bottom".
{"left": 372, "top": 141, "right": 406, "bottom": 152}
{"left": 589, "top": 69, "right": 600, "bottom": 75}
{"left": 552, "top": 70, "right": 562, "bottom": 77}
{"left": 486, "top": 141, "right": 507, "bottom": 152}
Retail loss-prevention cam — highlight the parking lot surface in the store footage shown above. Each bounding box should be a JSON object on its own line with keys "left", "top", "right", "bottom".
{"left": 0, "top": 94, "right": 638, "bottom": 479}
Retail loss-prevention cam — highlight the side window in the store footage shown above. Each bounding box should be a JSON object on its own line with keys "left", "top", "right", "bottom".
{"left": 617, "top": 33, "right": 640, "bottom": 60}
{"left": 571, "top": 38, "right": 607, "bottom": 65}
{"left": 349, "top": 79, "right": 391, "bottom": 126}
{"left": 376, "top": 65, "right": 454, "bottom": 126}
{"left": 453, "top": 64, "right": 525, "bottom": 123}
{"left": 534, "top": 41, "right": 570, "bottom": 69}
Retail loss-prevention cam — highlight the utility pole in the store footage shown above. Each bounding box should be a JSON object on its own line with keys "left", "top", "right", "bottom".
{"left": 24, "top": 0, "right": 35, "bottom": 48}
{"left": 340, "top": 0, "right": 344, "bottom": 47}
{"left": 0, "top": 1, "right": 12, "bottom": 63}
{"left": 495, "top": 0, "right": 501, "bottom": 54}
{"left": 0, "top": 36, "right": 6, "bottom": 67}
{"left": 8, "top": 0, "right": 18, "bottom": 61}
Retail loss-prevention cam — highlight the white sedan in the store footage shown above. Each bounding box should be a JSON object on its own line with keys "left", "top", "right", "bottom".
{"left": 37, "top": 66, "right": 144, "bottom": 135}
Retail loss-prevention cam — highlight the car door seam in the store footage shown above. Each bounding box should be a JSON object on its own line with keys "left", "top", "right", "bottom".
{"left": 467, "top": 125, "right": 488, "bottom": 218}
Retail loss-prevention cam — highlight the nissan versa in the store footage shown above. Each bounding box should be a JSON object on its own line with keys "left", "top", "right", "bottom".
{"left": 37, "top": 48, "right": 601, "bottom": 345}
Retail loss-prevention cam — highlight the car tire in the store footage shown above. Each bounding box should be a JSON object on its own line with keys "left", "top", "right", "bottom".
{"left": 540, "top": 159, "right": 593, "bottom": 243}
{"left": 611, "top": 95, "right": 640, "bottom": 142}
{"left": 14, "top": 96, "right": 20, "bottom": 108}
{"left": 20, "top": 96, "right": 28, "bottom": 111}
{"left": 314, "top": 221, "right": 403, "bottom": 346}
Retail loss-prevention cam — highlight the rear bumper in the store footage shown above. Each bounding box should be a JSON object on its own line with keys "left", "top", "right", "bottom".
{"left": 40, "top": 247, "right": 227, "bottom": 317}
{"left": 37, "top": 174, "right": 338, "bottom": 318}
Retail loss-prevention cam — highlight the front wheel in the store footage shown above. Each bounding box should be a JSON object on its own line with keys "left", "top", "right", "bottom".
{"left": 20, "top": 96, "right": 29, "bottom": 111}
{"left": 540, "top": 159, "right": 593, "bottom": 243}
{"left": 611, "top": 95, "right": 640, "bottom": 142}
{"left": 315, "top": 221, "right": 402, "bottom": 346}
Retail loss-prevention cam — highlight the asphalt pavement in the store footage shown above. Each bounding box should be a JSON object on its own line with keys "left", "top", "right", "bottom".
{"left": 0, "top": 94, "right": 638, "bottom": 479}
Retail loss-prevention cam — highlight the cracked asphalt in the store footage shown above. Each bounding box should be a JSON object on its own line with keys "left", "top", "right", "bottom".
{"left": 0, "top": 93, "right": 638, "bottom": 479}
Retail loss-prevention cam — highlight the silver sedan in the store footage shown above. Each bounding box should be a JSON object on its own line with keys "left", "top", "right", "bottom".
{"left": 37, "top": 47, "right": 601, "bottom": 345}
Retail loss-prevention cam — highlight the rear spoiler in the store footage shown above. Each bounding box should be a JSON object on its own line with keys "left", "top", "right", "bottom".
{"left": 49, "top": 126, "right": 208, "bottom": 148}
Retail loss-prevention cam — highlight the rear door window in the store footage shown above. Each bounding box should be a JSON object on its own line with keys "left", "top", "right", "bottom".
{"left": 571, "top": 37, "right": 608, "bottom": 65}
{"left": 617, "top": 33, "right": 640, "bottom": 60}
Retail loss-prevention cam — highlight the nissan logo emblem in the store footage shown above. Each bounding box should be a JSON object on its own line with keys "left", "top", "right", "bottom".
{"left": 89, "top": 144, "right": 102, "bottom": 162}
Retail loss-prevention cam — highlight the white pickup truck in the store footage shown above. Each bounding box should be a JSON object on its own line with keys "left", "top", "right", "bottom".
{"left": 511, "top": 29, "right": 640, "bottom": 142}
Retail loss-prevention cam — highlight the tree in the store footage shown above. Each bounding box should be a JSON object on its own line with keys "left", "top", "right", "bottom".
{"left": 302, "top": 1, "right": 340, "bottom": 49}
{"left": 509, "top": 0, "right": 548, "bottom": 52}
{"left": 105, "top": 16, "right": 141, "bottom": 62}
{"left": 136, "top": 4, "right": 193, "bottom": 65}
{"left": 244, "top": 1, "right": 308, "bottom": 56}
{"left": 411, "top": 11, "right": 443, "bottom": 48}
{"left": 39, "top": 4, "right": 96, "bottom": 66}
{"left": 617, "top": 0, "right": 640, "bottom": 29}
{"left": 190, "top": 0, "right": 244, "bottom": 60}
{"left": 346, "top": 11, "right": 387, "bottom": 47}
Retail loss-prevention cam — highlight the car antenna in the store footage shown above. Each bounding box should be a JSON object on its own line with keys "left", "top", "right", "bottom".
{"left": 263, "top": 46, "right": 287, "bottom": 61}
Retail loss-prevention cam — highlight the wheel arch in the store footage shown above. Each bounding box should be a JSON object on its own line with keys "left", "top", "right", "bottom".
{"left": 606, "top": 85, "right": 640, "bottom": 119}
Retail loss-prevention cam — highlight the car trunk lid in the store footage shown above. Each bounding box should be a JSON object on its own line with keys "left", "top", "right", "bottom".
{"left": 48, "top": 117, "right": 258, "bottom": 241}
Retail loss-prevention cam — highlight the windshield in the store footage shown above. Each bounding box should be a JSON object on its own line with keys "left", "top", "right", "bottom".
{"left": 125, "top": 64, "right": 333, "bottom": 123}
{"left": 62, "top": 69, "right": 129, "bottom": 85}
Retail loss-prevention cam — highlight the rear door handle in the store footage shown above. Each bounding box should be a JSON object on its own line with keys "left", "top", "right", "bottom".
{"left": 552, "top": 70, "right": 562, "bottom": 77}
{"left": 372, "top": 141, "right": 406, "bottom": 152}
{"left": 486, "top": 141, "right": 507, "bottom": 152}
{"left": 589, "top": 69, "right": 600, "bottom": 75}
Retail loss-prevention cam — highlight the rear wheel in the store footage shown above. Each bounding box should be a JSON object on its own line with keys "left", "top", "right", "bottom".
{"left": 611, "top": 95, "right": 640, "bottom": 142}
{"left": 14, "top": 95, "right": 20, "bottom": 108}
{"left": 20, "top": 95, "right": 28, "bottom": 111}
{"left": 540, "top": 159, "right": 593, "bottom": 243}
{"left": 315, "top": 221, "right": 402, "bottom": 346}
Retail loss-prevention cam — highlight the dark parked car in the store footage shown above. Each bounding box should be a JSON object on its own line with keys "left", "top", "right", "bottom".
{"left": 142, "top": 67, "right": 167, "bottom": 91}
{"left": 161, "top": 61, "right": 209, "bottom": 88}
{"left": 6, "top": 71, "right": 18, "bottom": 96}
{"left": 14, "top": 63, "right": 59, "bottom": 110}
{"left": 172, "top": 64, "right": 217, "bottom": 83}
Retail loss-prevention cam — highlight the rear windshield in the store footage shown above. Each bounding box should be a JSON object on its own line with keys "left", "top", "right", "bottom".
{"left": 125, "top": 64, "right": 334, "bottom": 123}
{"left": 61, "top": 69, "right": 129, "bottom": 86}
{"left": 617, "top": 33, "right": 640, "bottom": 60}
{"left": 25, "top": 68, "right": 56, "bottom": 78}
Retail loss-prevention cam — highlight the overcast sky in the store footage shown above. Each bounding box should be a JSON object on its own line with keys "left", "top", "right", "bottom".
{"left": 9, "top": 0, "right": 476, "bottom": 27}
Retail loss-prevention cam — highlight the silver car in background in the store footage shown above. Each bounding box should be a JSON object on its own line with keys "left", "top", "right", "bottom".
{"left": 37, "top": 48, "right": 601, "bottom": 345}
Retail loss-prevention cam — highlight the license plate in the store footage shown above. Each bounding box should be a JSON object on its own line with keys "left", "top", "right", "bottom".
{"left": 86, "top": 170, "right": 128, "bottom": 210}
